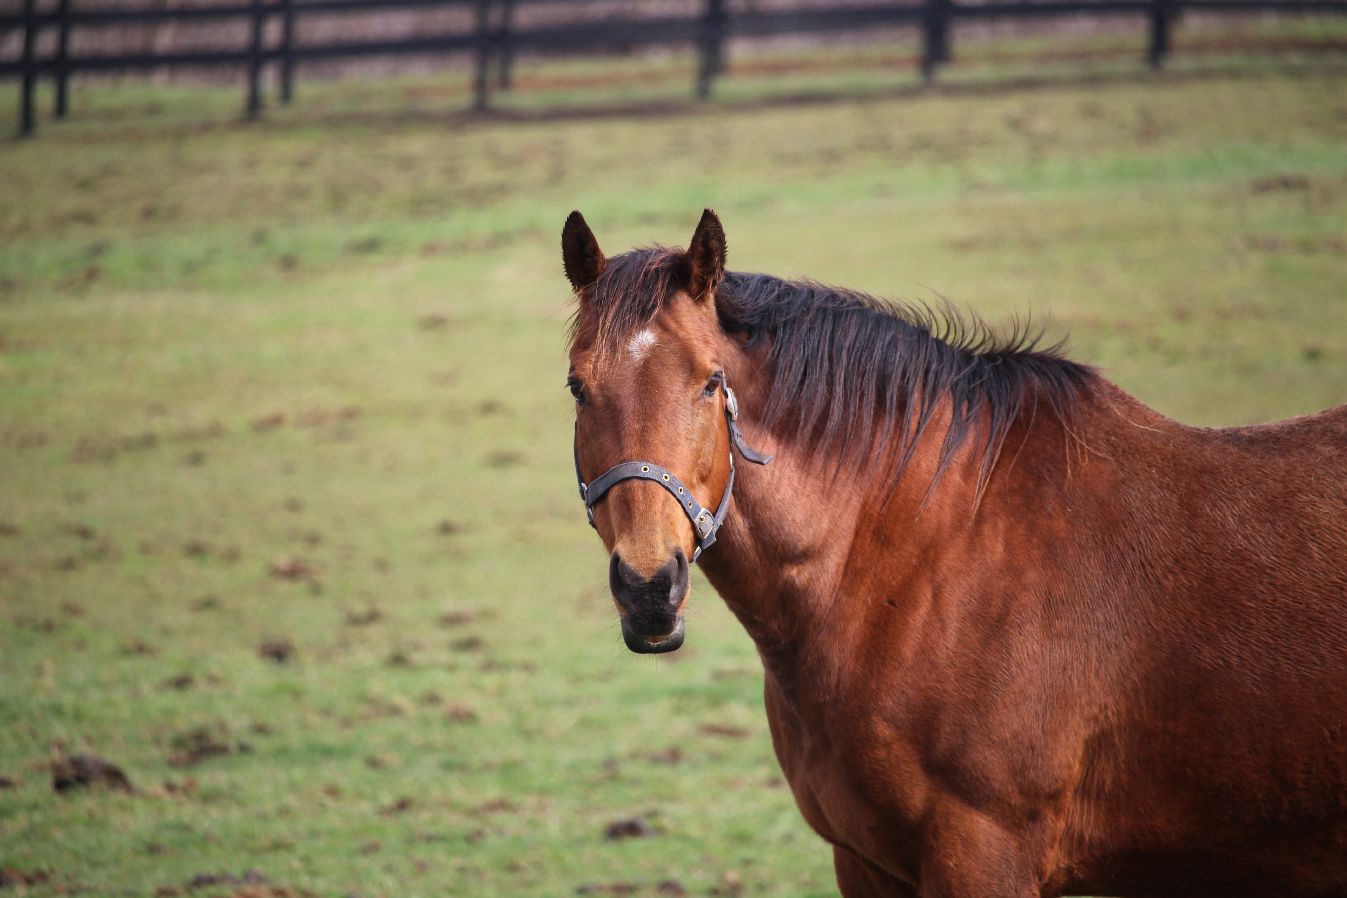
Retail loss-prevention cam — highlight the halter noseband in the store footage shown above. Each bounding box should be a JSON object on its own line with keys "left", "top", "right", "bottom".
{"left": 573, "top": 376, "right": 773, "bottom": 562}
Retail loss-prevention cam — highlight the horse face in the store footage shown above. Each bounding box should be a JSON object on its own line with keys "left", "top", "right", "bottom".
{"left": 564, "top": 211, "right": 732, "bottom": 654}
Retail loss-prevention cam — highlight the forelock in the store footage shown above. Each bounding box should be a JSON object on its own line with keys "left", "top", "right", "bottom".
{"left": 568, "top": 246, "right": 687, "bottom": 356}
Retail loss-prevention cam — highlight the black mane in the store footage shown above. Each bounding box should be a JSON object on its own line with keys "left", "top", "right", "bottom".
{"left": 577, "top": 246, "right": 1096, "bottom": 492}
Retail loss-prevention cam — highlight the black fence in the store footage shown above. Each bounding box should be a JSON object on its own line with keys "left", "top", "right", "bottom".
{"left": 4, "top": 0, "right": 1347, "bottom": 134}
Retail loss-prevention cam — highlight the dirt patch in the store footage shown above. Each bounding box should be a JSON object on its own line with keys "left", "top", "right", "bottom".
{"left": 181, "top": 871, "right": 316, "bottom": 897}
{"left": 121, "top": 638, "right": 158, "bottom": 656}
{"left": 381, "top": 797, "right": 415, "bottom": 815}
{"left": 484, "top": 449, "right": 526, "bottom": 468}
{"left": 1, "top": 869, "right": 50, "bottom": 889}
{"left": 345, "top": 608, "right": 382, "bottom": 626}
{"left": 437, "top": 609, "right": 475, "bottom": 627}
{"left": 364, "top": 753, "right": 399, "bottom": 770}
{"left": 451, "top": 636, "right": 485, "bottom": 653}
{"left": 268, "top": 557, "right": 315, "bottom": 582}
{"left": 252, "top": 412, "right": 286, "bottom": 432}
{"left": 51, "top": 753, "right": 134, "bottom": 793}
{"left": 258, "top": 638, "right": 296, "bottom": 663}
{"left": 698, "top": 723, "right": 750, "bottom": 739}
{"left": 446, "top": 704, "right": 478, "bottom": 723}
{"left": 157, "top": 776, "right": 200, "bottom": 797}
{"left": 173, "top": 422, "right": 226, "bottom": 442}
{"left": 474, "top": 797, "right": 517, "bottom": 815}
{"left": 295, "top": 406, "right": 361, "bottom": 428}
{"left": 70, "top": 431, "right": 159, "bottom": 464}
{"left": 603, "top": 816, "right": 655, "bottom": 840}
{"left": 345, "top": 236, "right": 383, "bottom": 255}
{"left": 1242, "top": 234, "right": 1347, "bottom": 255}
{"left": 1251, "top": 173, "right": 1312, "bottom": 193}
{"left": 647, "top": 746, "right": 682, "bottom": 766}
{"left": 710, "top": 871, "right": 744, "bottom": 897}
{"left": 63, "top": 523, "right": 97, "bottom": 541}
{"left": 168, "top": 723, "right": 252, "bottom": 767}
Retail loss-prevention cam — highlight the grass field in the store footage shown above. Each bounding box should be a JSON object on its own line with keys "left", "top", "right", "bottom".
{"left": 2, "top": 38, "right": 1347, "bottom": 898}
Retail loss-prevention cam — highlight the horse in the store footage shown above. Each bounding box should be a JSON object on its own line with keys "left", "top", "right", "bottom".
{"left": 561, "top": 208, "right": 1347, "bottom": 898}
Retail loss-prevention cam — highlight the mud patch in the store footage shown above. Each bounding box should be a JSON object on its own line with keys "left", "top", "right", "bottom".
{"left": 52, "top": 753, "right": 133, "bottom": 793}
{"left": 258, "top": 638, "right": 296, "bottom": 663}
{"left": 268, "top": 557, "right": 315, "bottom": 582}
{"left": 1251, "top": 173, "right": 1312, "bottom": 193}
{"left": 1, "top": 869, "right": 50, "bottom": 889}
{"left": 168, "top": 723, "right": 252, "bottom": 767}
{"left": 603, "top": 816, "right": 655, "bottom": 840}
{"left": 698, "top": 723, "right": 750, "bottom": 739}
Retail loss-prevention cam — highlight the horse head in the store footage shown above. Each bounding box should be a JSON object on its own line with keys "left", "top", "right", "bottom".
{"left": 563, "top": 209, "right": 770, "bottom": 654}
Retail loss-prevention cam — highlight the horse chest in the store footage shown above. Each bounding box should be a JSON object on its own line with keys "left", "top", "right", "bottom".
{"left": 764, "top": 680, "right": 929, "bottom": 880}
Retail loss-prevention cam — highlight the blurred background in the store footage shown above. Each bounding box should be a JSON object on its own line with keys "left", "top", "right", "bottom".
{"left": 1, "top": 1, "right": 1345, "bottom": 895}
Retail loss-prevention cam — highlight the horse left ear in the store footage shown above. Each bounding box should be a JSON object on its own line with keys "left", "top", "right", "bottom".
{"left": 686, "top": 208, "right": 726, "bottom": 302}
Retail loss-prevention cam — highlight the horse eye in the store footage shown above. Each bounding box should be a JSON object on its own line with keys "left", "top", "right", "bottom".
{"left": 703, "top": 371, "right": 723, "bottom": 398}
{"left": 566, "top": 378, "right": 586, "bottom": 405}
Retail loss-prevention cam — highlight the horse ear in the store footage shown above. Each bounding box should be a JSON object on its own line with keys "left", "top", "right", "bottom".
{"left": 686, "top": 208, "right": 726, "bottom": 302}
{"left": 562, "top": 210, "right": 606, "bottom": 292}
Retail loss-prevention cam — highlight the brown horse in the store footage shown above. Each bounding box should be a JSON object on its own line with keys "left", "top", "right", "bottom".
{"left": 562, "top": 209, "right": 1347, "bottom": 898}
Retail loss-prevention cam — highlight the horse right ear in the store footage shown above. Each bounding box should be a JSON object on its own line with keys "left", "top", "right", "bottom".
{"left": 562, "top": 210, "right": 606, "bottom": 292}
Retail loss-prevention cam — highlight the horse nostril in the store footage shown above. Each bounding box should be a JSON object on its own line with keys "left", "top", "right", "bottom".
{"left": 609, "top": 550, "right": 689, "bottom": 612}
{"left": 668, "top": 548, "right": 689, "bottom": 607}
{"left": 609, "top": 552, "right": 644, "bottom": 611}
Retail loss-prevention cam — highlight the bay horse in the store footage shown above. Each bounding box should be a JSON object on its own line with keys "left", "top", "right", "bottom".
{"left": 561, "top": 209, "right": 1347, "bottom": 898}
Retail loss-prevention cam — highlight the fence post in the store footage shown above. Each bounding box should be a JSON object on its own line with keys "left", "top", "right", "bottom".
{"left": 921, "top": 0, "right": 951, "bottom": 82}
{"left": 472, "top": 0, "right": 492, "bottom": 111}
{"left": 19, "top": 0, "right": 37, "bottom": 135}
{"left": 496, "top": 0, "right": 514, "bottom": 90}
{"left": 245, "top": 0, "right": 265, "bottom": 118}
{"left": 278, "top": 0, "right": 295, "bottom": 103}
{"left": 54, "top": 0, "right": 71, "bottom": 118}
{"left": 696, "top": 0, "right": 725, "bottom": 100}
{"left": 1147, "top": 0, "right": 1172, "bottom": 69}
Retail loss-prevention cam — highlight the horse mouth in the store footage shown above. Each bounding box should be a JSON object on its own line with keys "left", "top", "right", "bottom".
{"left": 621, "top": 617, "right": 685, "bottom": 654}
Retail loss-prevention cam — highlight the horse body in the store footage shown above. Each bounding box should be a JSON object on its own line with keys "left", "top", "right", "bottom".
{"left": 561, "top": 210, "right": 1347, "bottom": 897}
{"left": 705, "top": 378, "right": 1347, "bottom": 897}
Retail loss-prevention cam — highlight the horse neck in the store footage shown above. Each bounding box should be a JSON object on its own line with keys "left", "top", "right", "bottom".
{"left": 698, "top": 357, "right": 979, "bottom": 687}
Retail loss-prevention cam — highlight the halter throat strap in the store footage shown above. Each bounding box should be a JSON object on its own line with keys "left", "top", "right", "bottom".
{"left": 574, "top": 377, "right": 773, "bottom": 562}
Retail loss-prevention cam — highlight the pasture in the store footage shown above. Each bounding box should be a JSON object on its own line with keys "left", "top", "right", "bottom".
{"left": 3, "top": 45, "right": 1347, "bottom": 897}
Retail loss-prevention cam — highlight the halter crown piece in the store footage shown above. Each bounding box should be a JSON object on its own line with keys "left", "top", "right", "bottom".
{"left": 573, "top": 375, "right": 774, "bottom": 562}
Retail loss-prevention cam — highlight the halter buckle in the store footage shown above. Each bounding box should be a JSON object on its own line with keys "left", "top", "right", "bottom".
{"left": 724, "top": 386, "right": 740, "bottom": 421}
{"left": 693, "top": 509, "right": 715, "bottom": 539}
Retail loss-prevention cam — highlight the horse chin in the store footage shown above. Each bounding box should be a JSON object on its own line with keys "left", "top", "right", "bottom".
{"left": 621, "top": 616, "right": 686, "bottom": 654}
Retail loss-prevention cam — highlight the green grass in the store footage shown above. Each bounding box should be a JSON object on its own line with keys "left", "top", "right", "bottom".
{"left": 2, "top": 39, "right": 1347, "bottom": 898}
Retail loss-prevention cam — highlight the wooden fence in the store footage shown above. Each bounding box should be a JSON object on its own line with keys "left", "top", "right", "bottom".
{"left": 3, "top": 0, "right": 1346, "bottom": 134}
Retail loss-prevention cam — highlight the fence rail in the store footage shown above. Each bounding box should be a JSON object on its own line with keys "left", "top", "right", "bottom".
{"left": 4, "top": 0, "right": 1347, "bottom": 133}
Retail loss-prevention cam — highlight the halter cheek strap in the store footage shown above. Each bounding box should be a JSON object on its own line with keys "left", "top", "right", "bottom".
{"left": 574, "top": 377, "right": 773, "bottom": 562}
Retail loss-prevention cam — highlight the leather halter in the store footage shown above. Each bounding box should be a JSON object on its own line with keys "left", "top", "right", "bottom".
{"left": 574, "top": 376, "right": 773, "bottom": 562}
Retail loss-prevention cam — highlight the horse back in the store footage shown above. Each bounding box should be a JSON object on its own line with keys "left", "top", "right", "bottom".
{"left": 1053, "top": 391, "right": 1347, "bottom": 894}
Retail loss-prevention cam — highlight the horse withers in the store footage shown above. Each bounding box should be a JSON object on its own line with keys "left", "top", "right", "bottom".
{"left": 562, "top": 208, "right": 1347, "bottom": 898}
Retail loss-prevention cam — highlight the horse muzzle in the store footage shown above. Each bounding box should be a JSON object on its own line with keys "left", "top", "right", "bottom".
{"left": 610, "top": 550, "right": 688, "bottom": 654}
